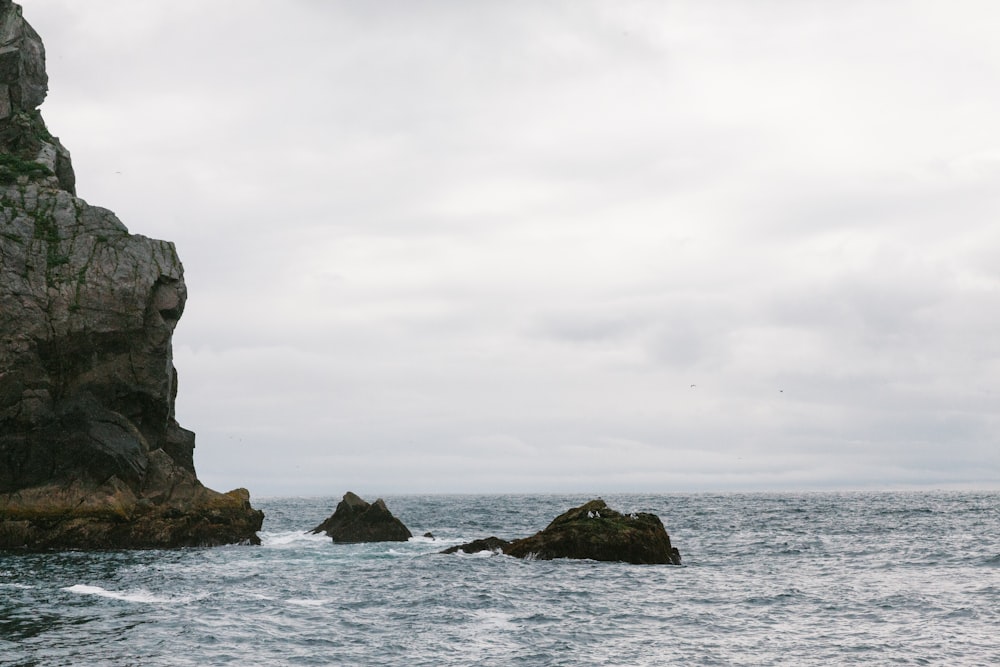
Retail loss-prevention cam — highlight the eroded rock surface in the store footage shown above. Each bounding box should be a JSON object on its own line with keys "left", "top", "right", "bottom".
{"left": 0, "top": 1, "right": 262, "bottom": 549}
{"left": 310, "top": 492, "right": 412, "bottom": 543}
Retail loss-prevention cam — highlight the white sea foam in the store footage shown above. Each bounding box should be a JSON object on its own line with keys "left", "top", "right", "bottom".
{"left": 260, "top": 530, "right": 329, "bottom": 547}
{"left": 63, "top": 584, "right": 205, "bottom": 604}
{"left": 241, "top": 592, "right": 277, "bottom": 603}
{"left": 0, "top": 582, "right": 34, "bottom": 590}
{"left": 453, "top": 610, "right": 519, "bottom": 654}
{"left": 285, "top": 598, "right": 328, "bottom": 607}
{"left": 472, "top": 609, "right": 515, "bottom": 628}
{"left": 455, "top": 548, "right": 499, "bottom": 558}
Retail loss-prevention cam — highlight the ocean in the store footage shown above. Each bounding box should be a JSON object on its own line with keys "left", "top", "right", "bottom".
{"left": 1, "top": 492, "right": 998, "bottom": 666}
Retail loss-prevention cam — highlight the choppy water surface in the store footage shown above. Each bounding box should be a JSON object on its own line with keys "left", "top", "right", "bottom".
{"left": 2, "top": 492, "right": 998, "bottom": 665}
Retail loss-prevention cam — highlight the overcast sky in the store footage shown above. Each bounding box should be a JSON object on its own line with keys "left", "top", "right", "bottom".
{"left": 26, "top": 1, "right": 1000, "bottom": 495}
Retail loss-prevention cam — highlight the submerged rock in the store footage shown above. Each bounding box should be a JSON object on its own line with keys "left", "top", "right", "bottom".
{"left": 310, "top": 492, "right": 412, "bottom": 543}
{"left": 0, "top": 2, "right": 263, "bottom": 549}
{"left": 442, "top": 499, "right": 681, "bottom": 565}
{"left": 441, "top": 536, "right": 510, "bottom": 555}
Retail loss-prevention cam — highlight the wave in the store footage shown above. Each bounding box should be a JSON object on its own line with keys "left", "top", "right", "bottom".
{"left": 285, "top": 598, "right": 329, "bottom": 607}
{"left": 744, "top": 589, "right": 802, "bottom": 606}
{"left": 63, "top": 584, "right": 206, "bottom": 604}
{"left": 447, "top": 546, "right": 505, "bottom": 558}
{"left": 9, "top": 492, "right": 998, "bottom": 667}
{"left": 259, "top": 530, "right": 330, "bottom": 547}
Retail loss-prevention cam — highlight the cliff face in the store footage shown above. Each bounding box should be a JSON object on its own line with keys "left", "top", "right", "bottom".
{"left": 0, "top": 1, "right": 263, "bottom": 548}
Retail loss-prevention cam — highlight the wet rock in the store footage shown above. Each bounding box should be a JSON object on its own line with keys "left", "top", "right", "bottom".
{"left": 503, "top": 499, "right": 682, "bottom": 565}
{"left": 439, "top": 500, "right": 682, "bottom": 565}
{"left": 310, "top": 492, "right": 412, "bottom": 543}
{"left": 0, "top": 470, "right": 263, "bottom": 550}
{"left": 0, "top": 2, "right": 262, "bottom": 549}
{"left": 441, "top": 536, "right": 510, "bottom": 555}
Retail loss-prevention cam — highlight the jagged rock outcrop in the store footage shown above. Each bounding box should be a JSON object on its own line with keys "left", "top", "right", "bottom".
{"left": 310, "top": 492, "right": 412, "bottom": 543}
{"left": 442, "top": 499, "right": 682, "bottom": 565}
{"left": 0, "top": 1, "right": 263, "bottom": 549}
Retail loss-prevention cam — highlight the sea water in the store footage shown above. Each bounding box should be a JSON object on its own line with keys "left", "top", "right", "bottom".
{"left": 1, "top": 492, "right": 998, "bottom": 666}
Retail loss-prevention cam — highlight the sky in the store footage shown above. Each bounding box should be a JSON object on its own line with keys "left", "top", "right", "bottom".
{"left": 24, "top": 1, "right": 1000, "bottom": 496}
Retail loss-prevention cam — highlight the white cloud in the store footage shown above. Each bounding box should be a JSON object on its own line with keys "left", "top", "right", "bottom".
{"left": 24, "top": 0, "right": 1000, "bottom": 493}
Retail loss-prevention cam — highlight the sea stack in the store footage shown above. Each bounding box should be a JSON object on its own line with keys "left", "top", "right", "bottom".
{"left": 310, "top": 492, "right": 413, "bottom": 543}
{"left": 0, "top": 1, "right": 263, "bottom": 549}
{"left": 503, "top": 499, "right": 682, "bottom": 565}
{"left": 443, "top": 499, "right": 682, "bottom": 565}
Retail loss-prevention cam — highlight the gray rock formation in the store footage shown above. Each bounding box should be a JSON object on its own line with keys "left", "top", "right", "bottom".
{"left": 0, "top": 1, "right": 263, "bottom": 549}
{"left": 0, "top": 0, "right": 46, "bottom": 111}
{"left": 310, "top": 492, "right": 413, "bottom": 543}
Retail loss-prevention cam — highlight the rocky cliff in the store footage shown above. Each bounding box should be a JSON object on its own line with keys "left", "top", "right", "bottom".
{"left": 0, "top": 1, "right": 263, "bottom": 548}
